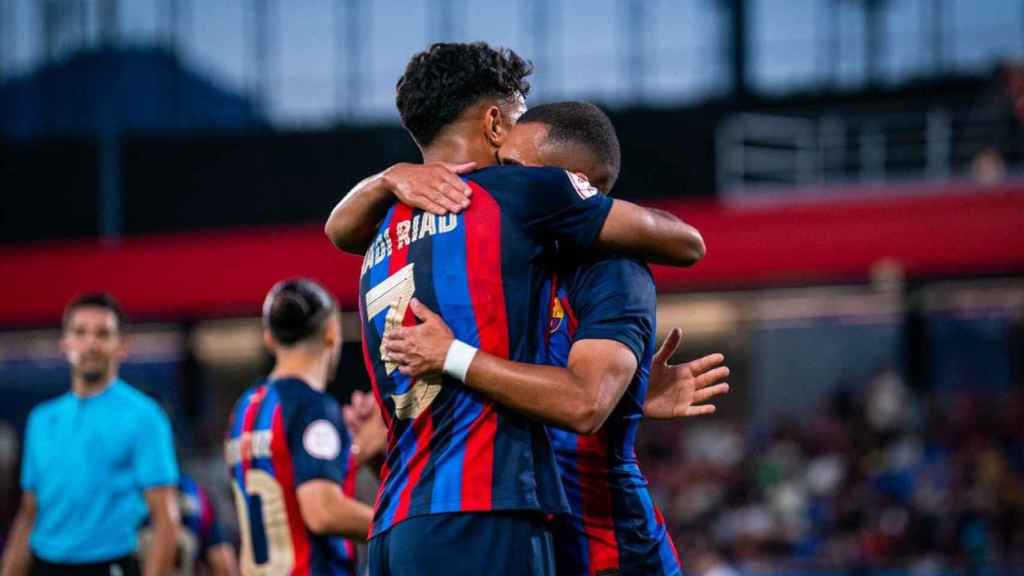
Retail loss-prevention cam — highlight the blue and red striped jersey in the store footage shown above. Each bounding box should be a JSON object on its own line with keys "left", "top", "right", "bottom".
{"left": 358, "top": 165, "right": 613, "bottom": 536}
{"left": 225, "top": 377, "right": 359, "bottom": 576}
{"left": 178, "top": 475, "right": 225, "bottom": 567}
{"left": 539, "top": 252, "right": 683, "bottom": 576}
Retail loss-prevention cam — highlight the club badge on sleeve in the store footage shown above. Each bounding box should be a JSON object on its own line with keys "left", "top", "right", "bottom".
{"left": 566, "top": 171, "right": 599, "bottom": 200}
{"left": 303, "top": 419, "right": 341, "bottom": 460}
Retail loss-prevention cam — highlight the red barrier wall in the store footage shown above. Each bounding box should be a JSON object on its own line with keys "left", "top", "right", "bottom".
{"left": 3, "top": 184, "right": 1023, "bottom": 325}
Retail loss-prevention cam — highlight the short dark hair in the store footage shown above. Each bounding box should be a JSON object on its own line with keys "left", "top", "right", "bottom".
{"left": 396, "top": 42, "right": 533, "bottom": 147}
{"left": 263, "top": 278, "right": 337, "bottom": 346}
{"left": 63, "top": 293, "right": 125, "bottom": 330}
{"left": 519, "top": 102, "right": 622, "bottom": 187}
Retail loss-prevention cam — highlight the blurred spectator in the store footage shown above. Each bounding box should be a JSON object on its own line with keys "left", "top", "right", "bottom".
{"left": 968, "top": 61, "right": 1024, "bottom": 182}
{"left": 640, "top": 372, "right": 1024, "bottom": 572}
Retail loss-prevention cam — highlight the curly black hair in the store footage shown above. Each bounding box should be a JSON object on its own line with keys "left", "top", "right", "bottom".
{"left": 396, "top": 42, "right": 533, "bottom": 147}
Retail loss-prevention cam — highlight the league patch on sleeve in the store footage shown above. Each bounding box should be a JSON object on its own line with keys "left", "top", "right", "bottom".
{"left": 566, "top": 171, "right": 599, "bottom": 200}
{"left": 302, "top": 419, "right": 341, "bottom": 460}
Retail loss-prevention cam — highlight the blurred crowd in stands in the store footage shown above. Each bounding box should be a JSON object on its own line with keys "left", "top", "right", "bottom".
{"left": 642, "top": 372, "right": 1024, "bottom": 575}
{"left": 970, "top": 61, "right": 1024, "bottom": 183}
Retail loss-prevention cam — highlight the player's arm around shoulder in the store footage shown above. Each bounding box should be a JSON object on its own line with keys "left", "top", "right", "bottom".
{"left": 324, "top": 162, "right": 476, "bottom": 254}
{"left": 597, "top": 200, "right": 706, "bottom": 267}
{"left": 512, "top": 168, "right": 705, "bottom": 267}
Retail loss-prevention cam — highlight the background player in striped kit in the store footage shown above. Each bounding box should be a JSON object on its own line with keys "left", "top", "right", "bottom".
{"left": 225, "top": 279, "right": 385, "bottom": 576}
{"left": 381, "top": 102, "right": 731, "bottom": 575}
{"left": 326, "top": 43, "right": 705, "bottom": 576}
{"left": 138, "top": 474, "right": 240, "bottom": 576}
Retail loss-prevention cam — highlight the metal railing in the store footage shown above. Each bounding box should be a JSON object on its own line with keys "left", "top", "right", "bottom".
{"left": 716, "top": 107, "right": 1021, "bottom": 198}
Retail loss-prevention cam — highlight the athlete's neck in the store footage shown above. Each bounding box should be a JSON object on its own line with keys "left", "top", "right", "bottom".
{"left": 270, "top": 350, "right": 329, "bottom": 392}
{"left": 71, "top": 373, "right": 116, "bottom": 398}
{"left": 421, "top": 135, "right": 497, "bottom": 168}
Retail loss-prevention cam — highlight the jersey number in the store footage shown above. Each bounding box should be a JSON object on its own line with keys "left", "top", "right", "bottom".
{"left": 364, "top": 263, "right": 441, "bottom": 419}
{"left": 232, "top": 469, "right": 295, "bottom": 575}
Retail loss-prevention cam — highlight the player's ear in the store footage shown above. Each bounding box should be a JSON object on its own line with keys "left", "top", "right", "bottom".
{"left": 59, "top": 331, "right": 72, "bottom": 361}
{"left": 114, "top": 332, "right": 128, "bottom": 363}
{"left": 262, "top": 328, "right": 276, "bottom": 352}
{"left": 483, "top": 104, "right": 508, "bottom": 149}
{"left": 323, "top": 314, "right": 341, "bottom": 349}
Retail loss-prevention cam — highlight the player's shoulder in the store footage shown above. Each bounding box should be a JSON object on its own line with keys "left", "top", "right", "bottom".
{"left": 231, "top": 381, "right": 265, "bottom": 409}
{"left": 466, "top": 165, "right": 571, "bottom": 192}
{"left": 272, "top": 377, "right": 342, "bottom": 417}
{"left": 572, "top": 251, "right": 653, "bottom": 284}
{"left": 567, "top": 252, "right": 656, "bottom": 302}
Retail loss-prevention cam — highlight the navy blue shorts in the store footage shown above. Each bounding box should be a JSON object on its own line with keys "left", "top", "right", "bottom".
{"left": 368, "top": 511, "right": 556, "bottom": 576}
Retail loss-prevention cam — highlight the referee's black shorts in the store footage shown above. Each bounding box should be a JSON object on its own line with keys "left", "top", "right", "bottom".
{"left": 31, "top": 554, "right": 140, "bottom": 576}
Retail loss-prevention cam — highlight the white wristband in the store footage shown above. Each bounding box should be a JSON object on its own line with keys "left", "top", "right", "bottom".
{"left": 443, "top": 340, "right": 478, "bottom": 382}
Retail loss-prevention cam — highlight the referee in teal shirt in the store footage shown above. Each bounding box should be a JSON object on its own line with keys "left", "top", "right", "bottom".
{"left": 1, "top": 294, "right": 181, "bottom": 576}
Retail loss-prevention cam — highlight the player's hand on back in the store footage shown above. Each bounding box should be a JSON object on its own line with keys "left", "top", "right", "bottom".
{"left": 382, "top": 298, "right": 454, "bottom": 379}
{"left": 381, "top": 162, "right": 476, "bottom": 215}
{"left": 644, "top": 328, "right": 731, "bottom": 420}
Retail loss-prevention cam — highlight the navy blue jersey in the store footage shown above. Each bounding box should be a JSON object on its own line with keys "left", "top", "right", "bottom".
{"left": 358, "top": 166, "right": 613, "bottom": 535}
{"left": 538, "top": 252, "right": 683, "bottom": 576}
{"left": 178, "top": 475, "right": 226, "bottom": 560}
{"left": 225, "top": 377, "right": 358, "bottom": 576}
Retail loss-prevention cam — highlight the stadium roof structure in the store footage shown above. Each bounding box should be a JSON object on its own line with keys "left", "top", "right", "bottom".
{"left": 0, "top": 47, "right": 265, "bottom": 140}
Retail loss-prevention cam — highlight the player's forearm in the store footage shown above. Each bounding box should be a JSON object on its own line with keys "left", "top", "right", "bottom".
{"left": 325, "top": 173, "right": 395, "bottom": 254}
{"left": 0, "top": 509, "right": 34, "bottom": 576}
{"left": 597, "top": 201, "right": 705, "bottom": 267}
{"left": 143, "top": 518, "right": 178, "bottom": 576}
{"left": 313, "top": 495, "right": 374, "bottom": 540}
{"left": 464, "top": 352, "right": 611, "bottom": 435}
{"left": 298, "top": 481, "right": 374, "bottom": 539}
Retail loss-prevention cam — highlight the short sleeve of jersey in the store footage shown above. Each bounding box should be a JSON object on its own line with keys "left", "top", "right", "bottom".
{"left": 285, "top": 394, "right": 351, "bottom": 487}
{"left": 492, "top": 166, "right": 613, "bottom": 249}
{"left": 133, "top": 402, "right": 179, "bottom": 488}
{"left": 569, "top": 257, "right": 657, "bottom": 365}
{"left": 19, "top": 410, "right": 39, "bottom": 491}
